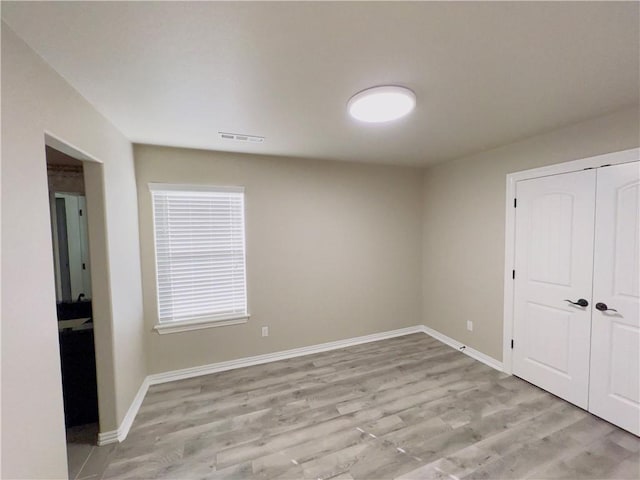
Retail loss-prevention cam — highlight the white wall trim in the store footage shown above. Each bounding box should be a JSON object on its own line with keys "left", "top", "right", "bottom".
{"left": 502, "top": 147, "right": 639, "bottom": 375}
{"left": 147, "top": 325, "right": 425, "bottom": 385}
{"left": 97, "top": 377, "right": 150, "bottom": 445}
{"left": 101, "top": 323, "right": 505, "bottom": 444}
{"left": 96, "top": 430, "right": 118, "bottom": 446}
{"left": 505, "top": 147, "right": 639, "bottom": 182}
{"left": 420, "top": 325, "right": 503, "bottom": 372}
{"left": 153, "top": 316, "right": 249, "bottom": 334}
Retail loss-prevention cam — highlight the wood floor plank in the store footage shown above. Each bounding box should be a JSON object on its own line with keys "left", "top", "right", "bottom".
{"left": 94, "top": 333, "right": 639, "bottom": 479}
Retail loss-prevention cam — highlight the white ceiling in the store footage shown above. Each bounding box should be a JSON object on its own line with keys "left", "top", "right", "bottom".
{"left": 2, "top": 1, "right": 638, "bottom": 166}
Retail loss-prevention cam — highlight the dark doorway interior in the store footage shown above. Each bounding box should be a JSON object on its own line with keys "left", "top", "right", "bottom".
{"left": 46, "top": 146, "right": 99, "bottom": 431}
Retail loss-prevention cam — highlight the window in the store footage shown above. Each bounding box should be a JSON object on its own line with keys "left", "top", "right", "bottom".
{"left": 149, "top": 184, "right": 248, "bottom": 334}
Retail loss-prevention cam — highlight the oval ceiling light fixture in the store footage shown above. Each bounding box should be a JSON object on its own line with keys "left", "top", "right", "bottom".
{"left": 348, "top": 85, "right": 416, "bottom": 123}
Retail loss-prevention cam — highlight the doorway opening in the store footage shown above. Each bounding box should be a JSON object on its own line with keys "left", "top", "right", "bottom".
{"left": 46, "top": 145, "right": 100, "bottom": 475}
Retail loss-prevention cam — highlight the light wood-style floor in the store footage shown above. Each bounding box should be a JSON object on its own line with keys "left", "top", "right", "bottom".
{"left": 93, "top": 334, "right": 638, "bottom": 479}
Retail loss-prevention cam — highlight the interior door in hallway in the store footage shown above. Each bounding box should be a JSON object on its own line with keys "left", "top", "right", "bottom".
{"left": 589, "top": 162, "right": 640, "bottom": 435}
{"left": 513, "top": 169, "right": 596, "bottom": 409}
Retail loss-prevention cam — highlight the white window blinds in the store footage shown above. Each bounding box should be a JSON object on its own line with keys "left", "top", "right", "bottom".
{"left": 149, "top": 184, "right": 248, "bottom": 325}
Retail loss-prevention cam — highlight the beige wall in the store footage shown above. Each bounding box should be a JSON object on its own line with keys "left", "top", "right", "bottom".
{"left": 1, "top": 25, "right": 146, "bottom": 479}
{"left": 421, "top": 106, "right": 640, "bottom": 361}
{"left": 47, "top": 171, "right": 85, "bottom": 194}
{"left": 134, "top": 145, "right": 424, "bottom": 373}
{"left": 47, "top": 146, "right": 86, "bottom": 194}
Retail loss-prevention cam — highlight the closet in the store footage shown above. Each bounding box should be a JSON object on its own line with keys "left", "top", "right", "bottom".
{"left": 512, "top": 160, "right": 639, "bottom": 435}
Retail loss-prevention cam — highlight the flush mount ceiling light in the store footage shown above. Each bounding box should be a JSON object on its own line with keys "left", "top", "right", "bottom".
{"left": 347, "top": 85, "right": 416, "bottom": 123}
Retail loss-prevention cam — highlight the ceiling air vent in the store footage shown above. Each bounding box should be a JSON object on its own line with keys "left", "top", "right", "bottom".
{"left": 218, "top": 132, "right": 264, "bottom": 143}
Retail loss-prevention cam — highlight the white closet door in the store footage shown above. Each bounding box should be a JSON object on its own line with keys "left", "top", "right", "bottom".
{"left": 513, "top": 169, "right": 596, "bottom": 409}
{"left": 589, "top": 162, "right": 640, "bottom": 435}
{"left": 63, "top": 194, "right": 85, "bottom": 301}
{"left": 78, "top": 196, "right": 92, "bottom": 300}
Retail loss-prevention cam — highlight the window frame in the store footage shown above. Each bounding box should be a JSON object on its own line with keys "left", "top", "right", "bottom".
{"left": 148, "top": 183, "right": 250, "bottom": 334}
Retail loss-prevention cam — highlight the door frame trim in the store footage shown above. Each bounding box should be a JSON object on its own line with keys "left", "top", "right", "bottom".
{"left": 502, "top": 148, "right": 639, "bottom": 374}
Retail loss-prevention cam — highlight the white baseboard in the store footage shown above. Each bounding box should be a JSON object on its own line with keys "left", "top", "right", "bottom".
{"left": 97, "top": 377, "right": 150, "bottom": 445}
{"left": 420, "top": 325, "right": 503, "bottom": 372}
{"left": 96, "top": 429, "right": 118, "bottom": 446}
{"left": 148, "top": 325, "right": 425, "bottom": 385}
{"left": 101, "top": 323, "right": 502, "bottom": 444}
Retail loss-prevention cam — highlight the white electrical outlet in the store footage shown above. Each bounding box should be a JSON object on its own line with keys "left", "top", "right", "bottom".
{"left": 261, "top": 326, "right": 269, "bottom": 337}
{"left": 467, "top": 320, "right": 473, "bottom": 332}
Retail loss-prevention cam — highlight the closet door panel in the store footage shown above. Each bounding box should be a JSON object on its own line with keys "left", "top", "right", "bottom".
{"left": 589, "top": 161, "right": 640, "bottom": 435}
{"left": 513, "top": 170, "right": 596, "bottom": 409}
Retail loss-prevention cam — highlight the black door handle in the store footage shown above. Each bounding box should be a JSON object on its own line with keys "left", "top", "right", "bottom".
{"left": 564, "top": 298, "right": 589, "bottom": 307}
{"left": 595, "top": 302, "right": 618, "bottom": 312}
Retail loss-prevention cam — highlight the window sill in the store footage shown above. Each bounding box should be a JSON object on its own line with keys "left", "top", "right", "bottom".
{"left": 154, "top": 315, "right": 249, "bottom": 334}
